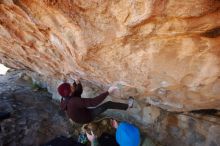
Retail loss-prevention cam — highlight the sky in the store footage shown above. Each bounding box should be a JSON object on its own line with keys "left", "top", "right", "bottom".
{"left": 0, "top": 64, "right": 9, "bottom": 75}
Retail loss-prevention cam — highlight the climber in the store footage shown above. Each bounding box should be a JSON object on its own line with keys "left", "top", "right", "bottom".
{"left": 86, "top": 120, "right": 140, "bottom": 146}
{"left": 57, "top": 78, "right": 134, "bottom": 124}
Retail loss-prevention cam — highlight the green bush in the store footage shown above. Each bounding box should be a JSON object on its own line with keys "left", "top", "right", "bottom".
{"left": 31, "top": 82, "right": 47, "bottom": 91}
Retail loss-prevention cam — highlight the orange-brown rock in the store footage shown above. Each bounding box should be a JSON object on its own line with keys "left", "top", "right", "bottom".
{"left": 0, "top": 0, "right": 220, "bottom": 111}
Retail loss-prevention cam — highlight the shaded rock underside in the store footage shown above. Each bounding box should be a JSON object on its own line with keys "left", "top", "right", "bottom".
{"left": 1, "top": 70, "right": 220, "bottom": 146}
{"left": 0, "top": 70, "right": 72, "bottom": 146}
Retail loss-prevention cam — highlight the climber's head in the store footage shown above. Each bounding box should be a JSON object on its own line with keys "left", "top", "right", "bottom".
{"left": 57, "top": 82, "right": 75, "bottom": 98}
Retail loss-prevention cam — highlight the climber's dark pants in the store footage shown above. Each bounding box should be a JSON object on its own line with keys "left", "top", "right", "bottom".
{"left": 90, "top": 101, "right": 128, "bottom": 118}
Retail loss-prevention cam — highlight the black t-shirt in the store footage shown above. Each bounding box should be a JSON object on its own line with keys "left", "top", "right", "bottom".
{"left": 98, "top": 133, "right": 119, "bottom": 146}
{"left": 41, "top": 136, "right": 86, "bottom": 146}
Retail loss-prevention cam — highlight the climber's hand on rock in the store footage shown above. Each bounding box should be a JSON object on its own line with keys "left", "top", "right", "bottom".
{"left": 108, "top": 86, "right": 118, "bottom": 94}
{"left": 86, "top": 131, "right": 96, "bottom": 142}
{"left": 75, "top": 77, "right": 81, "bottom": 84}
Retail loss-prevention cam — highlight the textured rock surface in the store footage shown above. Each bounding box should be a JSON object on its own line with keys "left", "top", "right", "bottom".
{"left": 0, "top": 0, "right": 220, "bottom": 111}
{"left": 0, "top": 70, "right": 72, "bottom": 146}
{"left": 1, "top": 70, "right": 220, "bottom": 146}
{"left": 146, "top": 111, "right": 220, "bottom": 146}
{"left": 0, "top": 70, "right": 161, "bottom": 146}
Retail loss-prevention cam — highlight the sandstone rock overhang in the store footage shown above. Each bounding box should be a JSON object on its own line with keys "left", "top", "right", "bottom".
{"left": 0, "top": 0, "right": 220, "bottom": 111}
